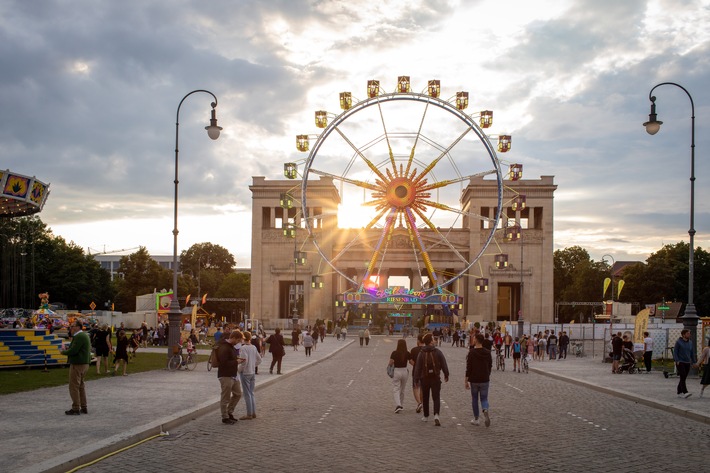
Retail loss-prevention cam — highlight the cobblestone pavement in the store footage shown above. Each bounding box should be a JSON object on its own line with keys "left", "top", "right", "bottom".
{"left": 80, "top": 338, "right": 710, "bottom": 473}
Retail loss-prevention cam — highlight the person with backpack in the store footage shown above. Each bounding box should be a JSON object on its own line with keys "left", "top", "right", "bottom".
{"left": 413, "top": 333, "right": 449, "bottom": 426}
{"left": 465, "top": 333, "right": 493, "bottom": 427}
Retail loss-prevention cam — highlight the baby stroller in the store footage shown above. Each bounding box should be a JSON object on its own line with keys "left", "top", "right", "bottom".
{"left": 616, "top": 348, "right": 638, "bottom": 374}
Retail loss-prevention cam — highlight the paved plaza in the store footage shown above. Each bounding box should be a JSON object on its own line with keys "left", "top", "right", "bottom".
{"left": 3, "top": 336, "right": 710, "bottom": 472}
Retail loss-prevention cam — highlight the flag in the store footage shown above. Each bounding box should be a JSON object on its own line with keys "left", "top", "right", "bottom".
{"left": 202, "top": 293, "right": 208, "bottom": 305}
{"left": 603, "top": 278, "right": 611, "bottom": 297}
{"left": 185, "top": 294, "right": 191, "bottom": 305}
{"left": 617, "top": 280, "right": 625, "bottom": 298}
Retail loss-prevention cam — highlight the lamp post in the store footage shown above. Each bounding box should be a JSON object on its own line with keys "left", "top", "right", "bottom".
{"left": 643, "top": 82, "right": 699, "bottom": 355}
{"left": 602, "top": 254, "right": 615, "bottom": 337}
{"left": 167, "top": 90, "right": 222, "bottom": 359}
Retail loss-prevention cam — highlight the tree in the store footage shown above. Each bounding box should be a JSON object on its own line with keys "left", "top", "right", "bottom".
{"left": 113, "top": 247, "right": 171, "bottom": 312}
{"left": 553, "top": 246, "right": 608, "bottom": 322}
{"left": 210, "top": 272, "right": 250, "bottom": 320}
{"left": 0, "top": 216, "right": 113, "bottom": 311}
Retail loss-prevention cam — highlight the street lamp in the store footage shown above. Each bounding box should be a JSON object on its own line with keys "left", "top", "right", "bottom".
{"left": 601, "top": 254, "right": 615, "bottom": 335}
{"left": 643, "top": 82, "right": 699, "bottom": 351}
{"left": 167, "top": 90, "right": 222, "bottom": 359}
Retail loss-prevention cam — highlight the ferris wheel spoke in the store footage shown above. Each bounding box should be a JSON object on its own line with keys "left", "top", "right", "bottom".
{"left": 411, "top": 206, "right": 469, "bottom": 265}
{"left": 374, "top": 100, "right": 398, "bottom": 175}
{"left": 419, "top": 169, "right": 498, "bottom": 192}
{"left": 403, "top": 100, "right": 430, "bottom": 178}
{"left": 403, "top": 208, "right": 439, "bottom": 291}
{"left": 359, "top": 207, "right": 398, "bottom": 291}
{"left": 333, "top": 127, "right": 389, "bottom": 183}
{"left": 418, "top": 199, "right": 497, "bottom": 226}
{"left": 413, "top": 126, "right": 473, "bottom": 185}
{"left": 309, "top": 168, "right": 380, "bottom": 192}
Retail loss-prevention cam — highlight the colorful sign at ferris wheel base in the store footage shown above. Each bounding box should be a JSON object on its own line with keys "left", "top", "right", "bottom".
{"left": 342, "top": 286, "right": 460, "bottom": 305}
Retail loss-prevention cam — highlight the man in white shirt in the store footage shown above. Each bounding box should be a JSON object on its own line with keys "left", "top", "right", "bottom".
{"left": 643, "top": 332, "right": 653, "bottom": 373}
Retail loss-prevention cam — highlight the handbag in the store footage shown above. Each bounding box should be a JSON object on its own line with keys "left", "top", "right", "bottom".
{"left": 387, "top": 364, "right": 395, "bottom": 378}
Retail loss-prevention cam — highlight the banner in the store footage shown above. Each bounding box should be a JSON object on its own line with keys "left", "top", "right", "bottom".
{"left": 634, "top": 308, "right": 650, "bottom": 344}
{"left": 603, "top": 278, "right": 611, "bottom": 296}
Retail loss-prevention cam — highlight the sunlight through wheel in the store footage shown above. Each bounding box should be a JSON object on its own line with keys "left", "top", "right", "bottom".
{"left": 298, "top": 78, "right": 507, "bottom": 295}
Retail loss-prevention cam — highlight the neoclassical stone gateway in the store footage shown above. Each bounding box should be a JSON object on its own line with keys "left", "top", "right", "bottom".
{"left": 249, "top": 175, "right": 556, "bottom": 328}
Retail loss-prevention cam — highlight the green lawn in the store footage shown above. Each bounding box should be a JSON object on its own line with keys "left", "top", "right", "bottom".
{"left": 0, "top": 353, "right": 208, "bottom": 396}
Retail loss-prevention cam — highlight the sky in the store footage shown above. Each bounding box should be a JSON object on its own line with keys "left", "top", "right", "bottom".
{"left": 1, "top": 0, "right": 709, "bottom": 269}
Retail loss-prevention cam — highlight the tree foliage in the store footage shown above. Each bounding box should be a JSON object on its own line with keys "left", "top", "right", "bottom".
{"left": 0, "top": 216, "right": 113, "bottom": 311}
{"left": 113, "top": 247, "right": 171, "bottom": 312}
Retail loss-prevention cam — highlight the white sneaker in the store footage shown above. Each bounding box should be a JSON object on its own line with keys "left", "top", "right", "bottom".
{"left": 678, "top": 394, "right": 684, "bottom": 398}
{"left": 684, "top": 393, "right": 693, "bottom": 399}
{"left": 434, "top": 414, "right": 441, "bottom": 426}
{"left": 483, "top": 409, "right": 490, "bottom": 427}
{"left": 421, "top": 416, "right": 429, "bottom": 422}
{"left": 471, "top": 418, "right": 480, "bottom": 425}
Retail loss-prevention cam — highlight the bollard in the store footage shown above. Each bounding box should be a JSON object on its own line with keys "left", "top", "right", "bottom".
{"left": 43, "top": 350, "right": 49, "bottom": 372}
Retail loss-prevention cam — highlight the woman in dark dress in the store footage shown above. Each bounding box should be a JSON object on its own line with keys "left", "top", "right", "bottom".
{"left": 94, "top": 324, "right": 112, "bottom": 374}
{"left": 113, "top": 330, "right": 129, "bottom": 376}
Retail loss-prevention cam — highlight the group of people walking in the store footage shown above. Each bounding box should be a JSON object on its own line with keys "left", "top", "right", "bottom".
{"left": 388, "top": 331, "right": 494, "bottom": 427}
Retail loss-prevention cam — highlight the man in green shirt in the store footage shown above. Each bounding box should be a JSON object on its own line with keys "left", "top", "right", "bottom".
{"left": 61, "top": 320, "right": 92, "bottom": 415}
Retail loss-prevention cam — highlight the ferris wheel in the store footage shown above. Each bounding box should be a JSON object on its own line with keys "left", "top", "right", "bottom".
{"left": 287, "top": 78, "right": 516, "bottom": 296}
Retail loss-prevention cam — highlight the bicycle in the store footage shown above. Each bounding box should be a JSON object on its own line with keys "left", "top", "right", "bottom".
{"left": 168, "top": 345, "right": 198, "bottom": 371}
{"left": 495, "top": 348, "right": 505, "bottom": 371}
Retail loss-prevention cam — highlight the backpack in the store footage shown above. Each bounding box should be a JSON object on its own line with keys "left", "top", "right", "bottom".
{"left": 210, "top": 345, "right": 221, "bottom": 369}
{"left": 422, "top": 350, "right": 440, "bottom": 379}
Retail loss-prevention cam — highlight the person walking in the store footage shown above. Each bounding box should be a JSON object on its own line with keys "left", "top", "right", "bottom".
{"left": 558, "top": 331, "right": 569, "bottom": 360}
{"left": 113, "top": 330, "right": 129, "bottom": 376}
{"left": 238, "top": 331, "right": 261, "bottom": 420}
{"left": 503, "top": 332, "right": 513, "bottom": 358}
{"left": 673, "top": 329, "right": 697, "bottom": 398}
{"left": 303, "top": 331, "right": 314, "bottom": 356}
{"left": 359, "top": 328, "right": 365, "bottom": 347}
{"left": 266, "top": 328, "right": 286, "bottom": 375}
{"left": 465, "top": 333, "right": 492, "bottom": 427}
{"left": 216, "top": 330, "right": 244, "bottom": 424}
{"left": 413, "top": 333, "right": 449, "bottom": 426}
{"left": 61, "top": 320, "right": 92, "bottom": 415}
{"left": 409, "top": 334, "right": 424, "bottom": 413}
{"left": 643, "top": 331, "right": 653, "bottom": 373}
{"left": 388, "top": 339, "right": 411, "bottom": 413}
{"left": 364, "top": 328, "right": 371, "bottom": 346}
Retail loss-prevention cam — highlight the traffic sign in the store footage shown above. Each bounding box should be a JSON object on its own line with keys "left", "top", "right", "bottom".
{"left": 90, "top": 301, "right": 96, "bottom": 310}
